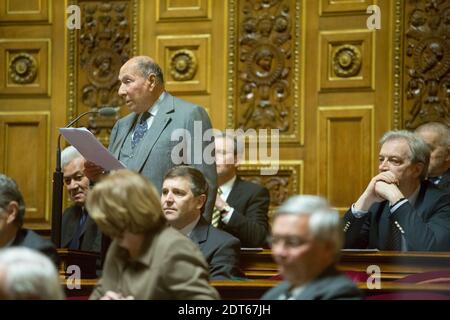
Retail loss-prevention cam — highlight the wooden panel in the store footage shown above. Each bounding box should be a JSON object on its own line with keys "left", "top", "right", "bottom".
{"left": 157, "top": 0, "right": 211, "bottom": 20}
{"left": 402, "top": 0, "right": 450, "bottom": 128}
{"left": 157, "top": 34, "right": 210, "bottom": 94}
{"left": 0, "top": 39, "right": 50, "bottom": 96}
{"left": 0, "top": 112, "right": 50, "bottom": 228}
{"left": 0, "top": 0, "right": 49, "bottom": 22}
{"left": 228, "top": 0, "right": 304, "bottom": 144}
{"left": 319, "top": 0, "right": 374, "bottom": 15}
{"left": 319, "top": 30, "right": 374, "bottom": 91}
{"left": 238, "top": 160, "right": 303, "bottom": 223}
{"left": 318, "top": 106, "right": 373, "bottom": 214}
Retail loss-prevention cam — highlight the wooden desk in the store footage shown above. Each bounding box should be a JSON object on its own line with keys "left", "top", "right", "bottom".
{"left": 211, "top": 279, "right": 450, "bottom": 300}
{"left": 241, "top": 250, "right": 450, "bottom": 281}
{"left": 58, "top": 248, "right": 99, "bottom": 279}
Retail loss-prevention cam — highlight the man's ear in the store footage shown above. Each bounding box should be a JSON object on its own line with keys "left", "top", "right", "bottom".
{"left": 414, "top": 162, "right": 425, "bottom": 179}
{"left": 5, "top": 201, "right": 19, "bottom": 224}
{"left": 146, "top": 73, "right": 156, "bottom": 90}
{"left": 445, "top": 146, "right": 450, "bottom": 163}
{"left": 195, "top": 194, "right": 207, "bottom": 211}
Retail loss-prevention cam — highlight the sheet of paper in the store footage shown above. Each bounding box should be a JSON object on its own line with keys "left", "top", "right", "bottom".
{"left": 59, "top": 127, "right": 125, "bottom": 171}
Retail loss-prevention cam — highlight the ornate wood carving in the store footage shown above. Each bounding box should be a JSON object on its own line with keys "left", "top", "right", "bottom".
{"left": 238, "top": 160, "right": 303, "bottom": 220}
{"left": 332, "top": 44, "right": 362, "bottom": 78}
{"left": 68, "top": 0, "right": 138, "bottom": 144}
{"left": 9, "top": 53, "right": 38, "bottom": 84}
{"left": 170, "top": 49, "right": 198, "bottom": 81}
{"left": 230, "top": 0, "right": 302, "bottom": 143}
{"left": 404, "top": 0, "right": 450, "bottom": 128}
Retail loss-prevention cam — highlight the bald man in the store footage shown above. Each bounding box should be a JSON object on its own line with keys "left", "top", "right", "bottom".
{"left": 416, "top": 122, "right": 450, "bottom": 193}
{"left": 85, "top": 56, "right": 217, "bottom": 218}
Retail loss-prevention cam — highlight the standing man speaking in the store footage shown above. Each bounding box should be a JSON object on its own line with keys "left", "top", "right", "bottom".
{"left": 85, "top": 56, "right": 217, "bottom": 218}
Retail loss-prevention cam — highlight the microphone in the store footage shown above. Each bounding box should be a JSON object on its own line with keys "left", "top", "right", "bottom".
{"left": 51, "top": 106, "right": 119, "bottom": 247}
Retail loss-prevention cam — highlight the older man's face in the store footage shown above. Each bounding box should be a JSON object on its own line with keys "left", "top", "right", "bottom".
{"left": 63, "top": 158, "right": 90, "bottom": 206}
{"left": 378, "top": 138, "right": 423, "bottom": 187}
{"left": 271, "top": 215, "right": 326, "bottom": 284}
{"left": 417, "top": 129, "right": 450, "bottom": 177}
{"left": 117, "top": 59, "right": 153, "bottom": 114}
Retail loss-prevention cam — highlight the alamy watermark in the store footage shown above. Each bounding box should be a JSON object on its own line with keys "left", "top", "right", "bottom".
{"left": 366, "top": 5, "right": 381, "bottom": 30}
{"left": 66, "top": 264, "right": 81, "bottom": 290}
{"left": 366, "top": 264, "right": 381, "bottom": 289}
{"left": 66, "top": 5, "right": 81, "bottom": 30}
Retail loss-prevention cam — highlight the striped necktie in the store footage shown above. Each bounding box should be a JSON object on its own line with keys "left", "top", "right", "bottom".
{"left": 211, "top": 188, "right": 223, "bottom": 228}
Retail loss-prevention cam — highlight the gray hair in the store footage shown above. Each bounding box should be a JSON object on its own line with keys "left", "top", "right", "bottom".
{"left": 380, "top": 130, "right": 430, "bottom": 180}
{"left": 0, "top": 247, "right": 64, "bottom": 300}
{"left": 136, "top": 57, "right": 164, "bottom": 84}
{"left": 274, "top": 195, "right": 343, "bottom": 260}
{"left": 0, "top": 174, "right": 25, "bottom": 227}
{"left": 415, "top": 122, "right": 450, "bottom": 147}
{"left": 61, "top": 146, "right": 83, "bottom": 170}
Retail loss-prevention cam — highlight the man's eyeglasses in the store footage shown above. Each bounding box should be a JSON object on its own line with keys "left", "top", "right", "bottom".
{"left": 268, "top": 235, "right": 309, "bottom": 248}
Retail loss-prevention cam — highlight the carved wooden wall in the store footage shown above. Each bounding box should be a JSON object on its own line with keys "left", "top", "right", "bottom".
{"left": 2, "top": 0, "right": 445, "bottom": 230}
{"left": 403, "top": 0, "right": 450, "bottom": 128}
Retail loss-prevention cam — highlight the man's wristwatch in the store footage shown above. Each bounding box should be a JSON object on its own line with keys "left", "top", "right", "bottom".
{"left": 220, "top": 205, "right": 231, "bottom": 215}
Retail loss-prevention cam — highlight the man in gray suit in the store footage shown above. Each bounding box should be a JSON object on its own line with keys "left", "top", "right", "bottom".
{"left": 161, "top": 165, "right": 243, "bottom": 280}
{"left": 262, "top": 195, "right": 362, "bottom": 300}
{"left": 85, "top": 56, "right": 217, "bottom": 218}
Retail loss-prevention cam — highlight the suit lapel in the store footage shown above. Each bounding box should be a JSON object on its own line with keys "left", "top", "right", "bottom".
{"left": 189, "top": 216, "right": 209, "bottom": 245}
{"left": 377, "top": 203, "right": 391, "bottom": 250}
{"left": 111, "top": 113, "right": 137, "bottom": 159}
{"left": 62, "top": 206, "right": 82, "bottom": 247}
{"left": 225, "top": 177, "right": 241, "bottom": 204}
{"left": 128, "top": 93, "right": 174, "bottom": 172}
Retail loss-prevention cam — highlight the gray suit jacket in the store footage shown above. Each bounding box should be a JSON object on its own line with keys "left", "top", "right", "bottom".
{"left": 261, "top": 266, "right": 362, "bottom": 300}
{"left": 108, "top": 93, "right": 217, "bottom": 218}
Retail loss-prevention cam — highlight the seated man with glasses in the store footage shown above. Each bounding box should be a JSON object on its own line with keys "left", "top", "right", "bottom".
{"left": 344, "top": 130, "right": 450, "bottom": 251}
{"left": 262, "top": 195, "right": 362, "bottom": 300}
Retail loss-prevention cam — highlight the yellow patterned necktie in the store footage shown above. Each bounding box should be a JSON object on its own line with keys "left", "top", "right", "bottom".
{"left": 211, "top": 188, "right": 223, "bottom": 227}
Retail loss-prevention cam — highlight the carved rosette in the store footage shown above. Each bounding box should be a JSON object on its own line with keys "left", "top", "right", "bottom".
{"left": 77, "top": 1, "right": 133, "bottom": 140}
{"left": 332, "top": 45, "right": 362, "bottom": 78}
{"left": 405, "top": 1, "right": 450, "bottom": 128}
{"left": 170, "top": 49, "right": 198, "bottom": 81}
{"left": 237, "top": 0, "right": 293, "bottom": 132}
{"left": 9, "top": 53, "right": 38, "bottom": 84}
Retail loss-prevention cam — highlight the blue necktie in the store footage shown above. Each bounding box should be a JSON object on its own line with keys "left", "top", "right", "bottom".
{"left": 69, "top": 209, "right": 88, "bottom": 250}
{"left": 131, "top": 112, "right": 151, "bottom": 149}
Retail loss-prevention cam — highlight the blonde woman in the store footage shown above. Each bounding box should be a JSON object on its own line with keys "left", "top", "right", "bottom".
{"left": 86, "top": 169, "right": 218, "bottom": 300}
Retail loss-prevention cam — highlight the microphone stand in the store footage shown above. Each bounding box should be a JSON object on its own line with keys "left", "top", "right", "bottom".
{"left": 51, "top": 111, "right": 97, "bottom": 247}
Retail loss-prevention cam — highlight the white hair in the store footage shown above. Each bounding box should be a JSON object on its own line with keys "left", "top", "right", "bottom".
{"left": 0, "top": 247, "right": 64, "bottom": 300}
{"left": 61, "top": 146, "right": 83, "bottom": 170}
{"left": 274, "top": 195, "right": 343, "bottom": 259}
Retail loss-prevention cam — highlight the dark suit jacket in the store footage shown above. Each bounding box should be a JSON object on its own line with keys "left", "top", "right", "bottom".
{"left": 261, "top": 266, "right": 362, "bottom": 300}
{"left": 61, "top": 205, "right": 102, "bottom": 252}
{"left": 344, "top": 181, "right": 450, "bottom": 251}
{"left": 220, "top": 177, "right": 270, "bottom": 247}
{"left": 11, "top": 228, "right": 58, "bottom": 265}
{"left": 189, "top": 216, "right": 244, "bottom": 280}
{"left": 108, "top": 92, "right": 217, "bottom": 218}
{"left": 435, "top": 168, "right": 450, "bottom": 194}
